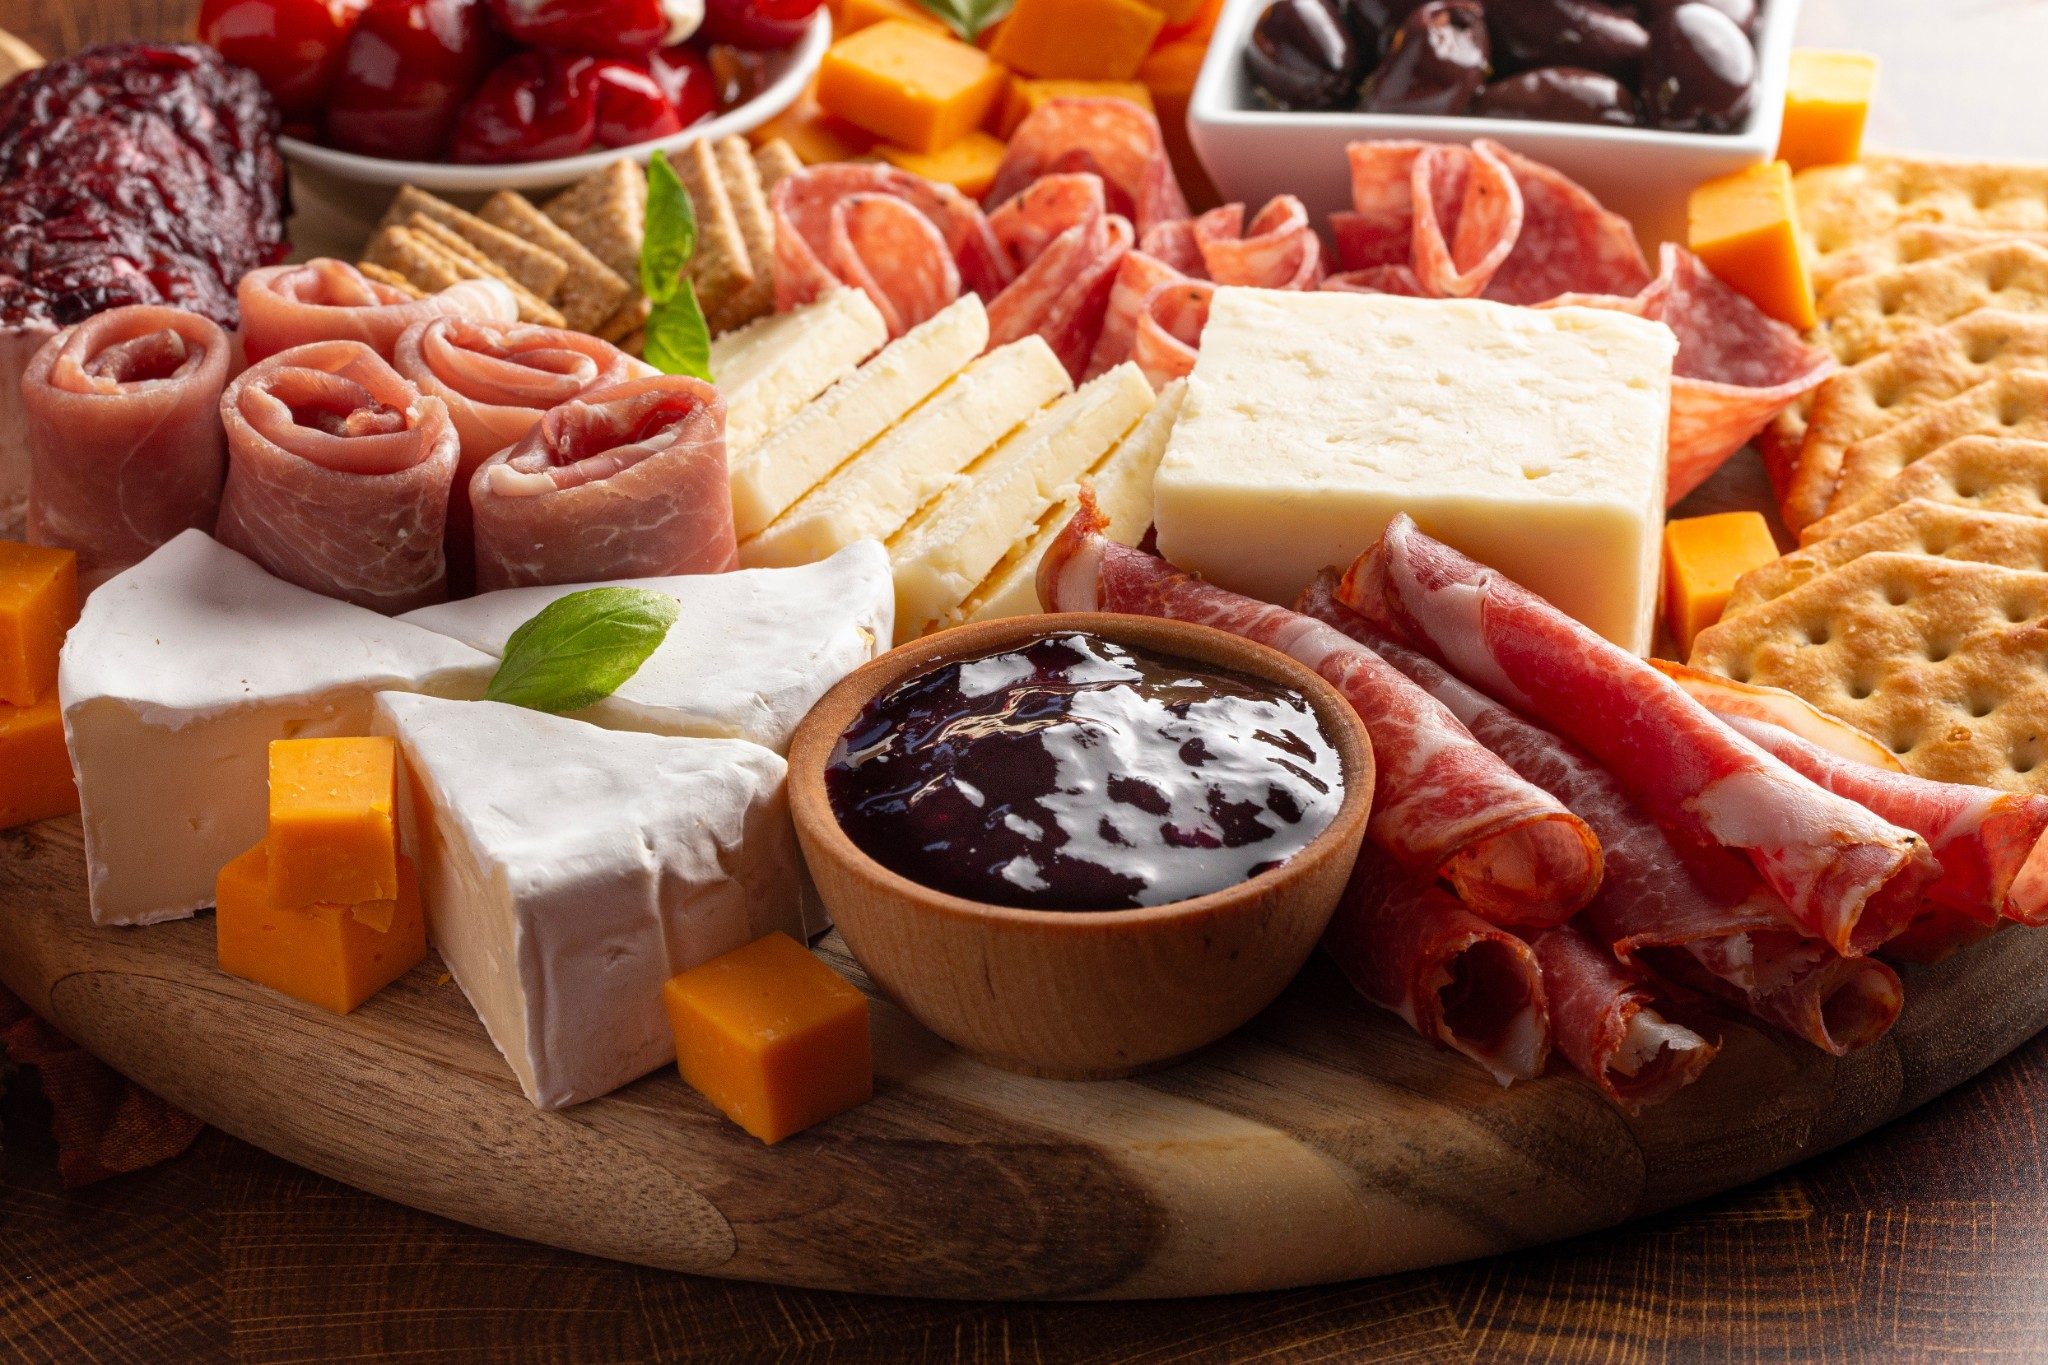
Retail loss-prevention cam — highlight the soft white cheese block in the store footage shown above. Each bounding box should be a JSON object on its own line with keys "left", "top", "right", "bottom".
{"left": 728, "top": 295, "right": 988, "bottom": 541}
{"left": 374, "top": 693, "right": 803, "bottom": 1110}
{"left": 712, "top": 288, "right": 890, "bottom": 456}
{"left": 739, "top": 336, "right": 1072, "bottom": 570}
{"left": 1153, "top": 289, "right": 1676, "bottom": 654}
{"left": 888, "top": 363, "right": 1154, "bottom": 641}
{"left": 950, "top": 379, "right": 1186, "bottom": 627}
{"left": 59, "top": 532, "right": 496, "bottom": 927}
{"left": 399, "top": 542, "right": 893, "bottom": 754}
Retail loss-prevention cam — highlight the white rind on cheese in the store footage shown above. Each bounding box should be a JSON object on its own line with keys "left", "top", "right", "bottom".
{"left": 739, "top": 336, "right": 1072, "bottom": 570}
{"left": 729, "top": 296, "right": 988, "bottom": 541}
{"left": 399, "top": 542, "right": 892, "bottom": 754}
{"left": 58, "top": 531, "right": 496, "bottom": 927}
{"left": 889, "top": 363, "right": 1154, "bottom": 641}
{"left": 713, "top": 288, "right": 890, "bottom": 456}
{"left": 950, "top": 378, "right": 1186, "bottom": 628}
{"left": 1153, "top": 288, "right": 1675, "bottom": 654}
{"left": 374, "top": 693, "right": 803, "bottom": 1110}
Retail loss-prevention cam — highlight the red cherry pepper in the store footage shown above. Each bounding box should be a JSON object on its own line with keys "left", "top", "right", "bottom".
{"left": 696, "top": 0, "right": 823, "bottom": 51}
{"left": 483, "top": 0, "right": 672, "bottom": 56}
{"left": 648, "top": 44, "right": 720, "bottom": 127}
{"left": 325, "top": 0, "right": 497, "bottom": 160}
{"left": 589, "top": 59, "right": 687, "bottom": 147}
{"left": 200, "top": 0, "right": 371, "bottom": 121}
{"left": 450, "top": 50, "right": 603, "bottom": 162}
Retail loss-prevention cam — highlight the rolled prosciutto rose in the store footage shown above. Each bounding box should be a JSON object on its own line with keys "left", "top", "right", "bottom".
{"left": 22, "top": 306, "right": 232, "bottom": 586}
{"left": 469, "top": 375, "right": 736, "bottom": 592}
{"left": 216, "top": 340, "right": 458, "bottom": 613}
{"left": 239, "top": 260, "right": 518, "bottom": 363}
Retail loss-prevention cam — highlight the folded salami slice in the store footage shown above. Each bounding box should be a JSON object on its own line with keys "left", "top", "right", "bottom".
{"left": 469, "top": 375, "right": 735, "bottom": 592}
{"left": 1191, "top": 197, "right": 1323, "bottom": 290}
{"left": 985, "top": 98, "right": 1190, "bottom": 235}
{"left": 1338, "top": 515, "right": 1940, "bottom": 957}
{"left": 1478, "top": 140, "right": 1651, "bottom": 305}
{"left": 1129, "top": 280, "right": 1214, "bottom": 390}
{"left": 1525, "top": 923, "right": 1717, "bottom": 1111}
{"left": 23, "top": 305, "right": 231, "bottom": 587}
{"left": 216, "top": 340, "right": 457, "bottom": 614}
{"left": 1085, "top": 249, "right": 1185, "bottom": 379}
{"left": 238, "top": 260, "right": 518, "bottom": 363}
{"left": 1039, "top": 494, "right": 1602, "bottom": 925}
{"left": 986, "top": 175, "right": 1134, "bottom": 380}
{"left": 1323, "top": 842, "right": 1550, "bottom": 1086}
{"left": 1328, "top": 141, "right": 1521, "bottom": 299}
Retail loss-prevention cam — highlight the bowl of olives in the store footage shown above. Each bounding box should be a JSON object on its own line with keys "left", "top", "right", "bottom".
{"left": 1188, "top": 0, "right": 1801, "bottom": 245}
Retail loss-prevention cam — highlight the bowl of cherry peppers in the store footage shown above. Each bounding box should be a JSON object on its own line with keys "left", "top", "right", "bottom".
{"left": 200, "top": 0, "right": 830, "bottom": 190}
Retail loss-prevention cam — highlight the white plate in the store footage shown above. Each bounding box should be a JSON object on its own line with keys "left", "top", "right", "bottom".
{"left": 278, "top": 13, "right": 831, "bottom": 195}
{"left": 1188, "top": 0, "right": 1803, "bottom": 247}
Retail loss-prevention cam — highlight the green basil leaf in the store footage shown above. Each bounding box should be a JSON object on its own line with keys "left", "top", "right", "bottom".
{"left": 912, "top": 0, "right": 1014, "bottom": 40}
{"left": 642, "top": 150, "right": 697, "bottom": 305}
{"left": 643, "top": 279, "right": 714, "bottom": 382}
{"left": 484, "top": 587, "right": 681, "bottom": 714}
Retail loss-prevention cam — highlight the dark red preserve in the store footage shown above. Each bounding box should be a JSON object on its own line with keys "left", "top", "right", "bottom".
{"left": 826, "top": 632, "right": 1345, "bottom": 912}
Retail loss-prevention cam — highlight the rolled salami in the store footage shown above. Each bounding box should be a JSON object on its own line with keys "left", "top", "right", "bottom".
{"left": 239, "top": 260, "right": 518, "bottom": 363}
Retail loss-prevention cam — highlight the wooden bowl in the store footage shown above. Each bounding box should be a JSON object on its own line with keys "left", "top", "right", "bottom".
{"left": 787, "top": 613, "right": 1376, "bottom": 1079}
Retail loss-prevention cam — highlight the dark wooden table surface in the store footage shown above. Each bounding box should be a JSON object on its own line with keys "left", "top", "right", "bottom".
{"left": 7, "top": 0, "right": 2048, "bottom": 1359}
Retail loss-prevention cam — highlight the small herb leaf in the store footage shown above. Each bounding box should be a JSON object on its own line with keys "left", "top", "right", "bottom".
{"left": 644, "top": 280, "right": 714, "bottom": 381}
{"left": 912, "top": 0, "right": 1016, "bottom": 41}
{"left": 642, "top": 150, "right": 697, "bottom": 305}
{"left": 484, "top": 587, "right": 681, "bottom": 714}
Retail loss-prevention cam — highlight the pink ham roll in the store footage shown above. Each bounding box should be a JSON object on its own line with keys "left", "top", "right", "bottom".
{"left": 216, "top": 340, "right": 458, "bottom": 614}
{"left": 469, "top": 375, "right": 736, "bottom": 592}
{"left": 239, "top": 260, "right": 518, "bottom": 364}
{"left": 22, "top": 306, "right": 232, "bottom": 586}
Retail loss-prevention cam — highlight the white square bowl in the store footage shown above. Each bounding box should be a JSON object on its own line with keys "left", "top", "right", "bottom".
{"left": 1187, "top": 0, "right": 1803, "bottom": 248}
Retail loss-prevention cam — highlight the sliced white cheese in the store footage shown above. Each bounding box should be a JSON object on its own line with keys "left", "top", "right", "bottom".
{"left": 740, "top": 336, "right": 1072, "bottom": 570}
{"left": 58, "top": 531, "right": 496, "bottom": 927}
{"left": 950, "top": 379, "right": 1186, "bottom": 627}
{"left": 712, "top": 288, "right": 889, "bottom": 456}
{"left": 888, "top": 363, "right": 1154, "bottom": 642}
{"left": 1153, "top": 288, "right": 1675, "bottom": 654}
{"left": 399, "top": 541, "right": 893, "bottom": 754}
{"left": 729, "top": 295, "right": 988, "bottom": 541}
{"left": 374, "top": 694, "right": 802, "bottom": 1110}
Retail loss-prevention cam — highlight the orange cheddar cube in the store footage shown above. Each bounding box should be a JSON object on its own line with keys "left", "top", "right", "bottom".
{"left": 216, "top": 842, "right": 426, "bottom": 1015}
{"left": 878, "top": 130, "right": 1009, "bottom": 196}
{"left": 989, "top": 0, "right": 1166, "bottom": 81}
{"left": 1687, "top": 161, "right": 1817, "bottom": 332}
{"left": 266, "top": 737, "right": 399, "bottom": 912}
{"left": 816, "top": 21, "right": 1007, "bottom": 154}
{"left": 0, "top": 541, "right": 79, "bottom": 709}
{"left": 751, "top": 80, "right": 878, "bottom": 164}
{"left": 0, "top": 695, "right": 79, "bottom": 829}
{"left": 838, "top": 0, "right": 949, "bottom": 32}
{"left": 664, "top": 932, "right": 872, "bottom": 1145}
{"left": 1778, "top": 50, "right": 1878, "bottom": 172}
{"left": 1664, "top": 512, "right": 1782, "bottom": 655}
{"left": 1159, "top": 0, "right": 1222, "bottom": 41}
{"left": 997, "top": 78, "right": 1152, "bottom": 136}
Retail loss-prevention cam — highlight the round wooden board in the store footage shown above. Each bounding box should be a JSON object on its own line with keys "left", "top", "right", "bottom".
{"left": 7, "top": 816, "right": 2048, "bottom": 1301}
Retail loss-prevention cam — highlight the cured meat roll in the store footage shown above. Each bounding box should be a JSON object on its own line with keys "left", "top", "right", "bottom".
{"left": 1038, "top": 493, "right": 1603, "bottom": 926}
{"left": 22, "top": 305, "right": 231, "bottom": 586}
{"left": 470, "top": 375, "right": 736, "bottom": 592}
{"left": 216, "top": 340, "right": 458, "bottom": 614}
{"left": 1337, "top": 515, "right": 1939, "bottom": 958}
{"left": 1525, "top": 924, "right": 1717, "bottom": 1113}
{"left": 239, "top": 260, "right": 518, "bottom": 363}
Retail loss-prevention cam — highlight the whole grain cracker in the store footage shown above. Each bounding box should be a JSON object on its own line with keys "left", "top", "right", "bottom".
{"left": 1815, "top": 240, "right": 2048, "bottom": 367}
{"left": 1727, "top": 499, "right": 2048, "bottom": 618}
{"left": 543, "top": 158, "right": 647, "bottom": 288}
{"left": 710, "top": 135, "right": 776, "bottom": 334}
{"left": 407, "top": 215, "right": 567, "bottom": 328}
{"left": 1797, "top": 155, "right": 2048, "bottom": 284}
{"left": 365, "top": 225, "right": 467, "bottom": 292}
{"left": 1826, "top": 369, "right": 2048, "bottom": 511}
{"left": 754, "top": 138, "right": 804, "bottom": 195}
{"left": 1812, "top": 223, "right": 2048, "bottom": 298}
{"left": 356, "top": 261, "right": 426, "bottom": 299}
{"left": 1689, "top": 552, "right": 2048, "bottom": 792}
{"left": 597, "top": 295, "right": 652, "bottom": 344}
{"left": 1803, "top": 437, "right": 2048, "bottom": 542}
{"left": 379, "top": 186, "right": 569, "bottom": 300}
{"left": 664, "top": 138, "right": 753, "bottom": 323}
{"left": 478, "top": 190, "right": 630, "bottom": 332}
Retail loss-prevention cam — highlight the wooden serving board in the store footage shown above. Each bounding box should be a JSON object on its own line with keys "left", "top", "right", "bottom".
{"left": 8, "top": 814, "right": 2048, "bottom": 1301}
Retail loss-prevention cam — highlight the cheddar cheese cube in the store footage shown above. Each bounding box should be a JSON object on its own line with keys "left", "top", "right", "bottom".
{"left": 1778, "top": 50, "right": 1878, "bottom": 172}
{"left": 751, "top": 81, "right": 878, "bottom": 165}
{"left": 816, "top": 21, "right": 1007, "bottom": 154}
{"left": 664, "top": 932, "right": 872, "bottom": 1145}
{"left": 1687, "top": 161, "right": 1817, "bottom": 332}
{"left": 1663, "top": 511, "right": 1781, "bottom": 654}
{"left": 1160, "top": 0, "right": 1222, "bottom": 40}
{"left": 997, "top": 79, "right": 1152, "bottom": 137}
{"left": 0, "top": 695, "right": 79, "bottom": 829}
{"left": 216, "top": 842, "right": 426, "bottom": 1015}
{"left": 878, "top": 130, "right": 1009, "bottom": 195}
{"left": 989, "top": 0, "right": 1166, "bottom": 81}
{"left": 0, "top": 541, "right": 78, "bottom": 708}
{"left": 266, "top": 737, "right": 399, "bottom": 912}
{"left": 838, "top": 0, "right": 948, "bottom": 33}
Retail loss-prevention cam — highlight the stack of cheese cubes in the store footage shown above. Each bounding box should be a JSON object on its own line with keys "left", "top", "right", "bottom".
{"left": 215, "top": 736, "right": 426, "bottom": 1016}
{"left": 0, "top": 541, "right": 81, "bottom": 832}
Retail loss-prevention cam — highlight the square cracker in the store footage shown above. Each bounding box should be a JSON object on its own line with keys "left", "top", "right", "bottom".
{"left": 754, "top": 138, "right": 804, "bottom": 195}
{"left": 544, "top": 158, "right": 648, "bottom": 288}
{"left": 1689, "top": 552, "right": 2048, "bottom": 792}
{"left": 1814, "top": 240, "right": 2048, "bottom": 367}
{"left": 356, "top": 261, "right": 425, "bottom": 299}
{"left": 1796, "top": 156, "right": 2048, "bottom": 285}
{"left": 378, "top": 185, "right": 569, "bottom": 300}
{"left": 478, "top": 191, "right": 629, "bottom": 333}
{"left": 709, "top": 135, "right": 775, "bottom": 334}
{"left": 406, "top": 216, "right": 567, "bottom": 327}
{"left": 365, "top": 225, "right": 466, "bottom": 292}
{"left": 1804, "top": 436, "right": 2048, "bottom": 542}
{"left": 666, "top": 138, "right": 754, "bottom": 320}
{"left": 1727, "top": 499, "right": 2048, "bottom": 619}
{"left": 1811, "top": 223, "right": 2048, "bottom": 298}
{"left": 1827, "top": 370, "right": 2048, "bottom": 513}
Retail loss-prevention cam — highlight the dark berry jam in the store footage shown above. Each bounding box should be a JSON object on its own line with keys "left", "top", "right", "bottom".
{"left": 825, "top": 632, "right": 1345, "bottom": 911}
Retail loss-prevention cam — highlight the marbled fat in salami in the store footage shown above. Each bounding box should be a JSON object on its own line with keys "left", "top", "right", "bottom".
{"left": 1525, "top": 923, "right": 1717, "bottom": 1112}
{"left": 1085, "top": 250, "right": 1186, "bottom": 379}
{"left": 984, "top": 98, "right": 1190, "bottom": 235}
{"left": 238, "top": 261, "right": 518, "bottom": 364}
{"left": 1478, "top": 140, "right": 1652, "bottom": 305}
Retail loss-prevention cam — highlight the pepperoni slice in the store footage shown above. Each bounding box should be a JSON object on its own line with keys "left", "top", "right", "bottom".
{"left": 1478, "top": 139, "right": 1651, "bottom": 305}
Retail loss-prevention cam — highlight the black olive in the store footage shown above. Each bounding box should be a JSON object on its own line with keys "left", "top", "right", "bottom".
{"left": 1487, "top": 0, "right": 1651, "bottom": 82}
{"left": 1641, "top": 1, "right": 1758, "bottom": 132}
{"left": 1636, "top": 0, "right": 1759, "bottom": 37}
{"left": 1336, "top": 0, "right": 1426, "bottom": 52}
{"left": 1360, "top": 0, "right": 1491, "bottom": 115}
{"left": 1246, "top": 0, "right": 1363, "bottom": 110}
{"left": 1474, "top": 66, "right": 1641, "bottom": 125}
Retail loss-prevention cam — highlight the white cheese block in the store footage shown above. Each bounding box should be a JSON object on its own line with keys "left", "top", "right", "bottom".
{"left": 950, "top": 379, "right": 1186, "bottom": 627}
{"left": 1153, "top": 288, "right": 1676, "bottom": 654}
{"left": 59, "top": 532, "right": 496, "bottom": 927}
{"left": 739, "top": 336, "right": 1072, "bottom": 570}
{"left": 712, "top": 288, "right": 889, "bottom": 456}
{"left": 374, "top": 694, "right": 802, "bottom": 1110}
{"left": 399, "top": 541, "right": 892, "bottom": 754}
{"left": 889, "top": 363, "right": 1154, "bottom": 641}
{"left": 729, "top": 296, "right": 988, "bottom": 541}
